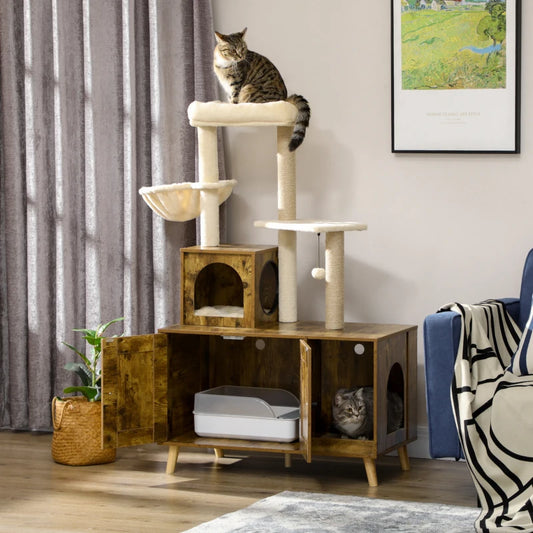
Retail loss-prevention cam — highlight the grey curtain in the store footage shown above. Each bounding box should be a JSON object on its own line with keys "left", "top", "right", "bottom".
{"left": 0, "top": 0, "right": 223, "bottom": 430}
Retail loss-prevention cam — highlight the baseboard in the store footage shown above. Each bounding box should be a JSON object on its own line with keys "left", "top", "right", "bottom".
{"left": 390, "top": 425, "right": 430, "bottom": 459}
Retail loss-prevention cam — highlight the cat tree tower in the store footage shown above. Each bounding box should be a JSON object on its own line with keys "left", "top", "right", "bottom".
{"left": 139, "top": 100, "right": 367, "bottom": 329}
{"left": 135, "top": 106, "right": 417, "bottom": 487}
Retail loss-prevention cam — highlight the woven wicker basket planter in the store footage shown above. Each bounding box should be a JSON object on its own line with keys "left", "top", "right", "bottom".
{"left": 52, "top": 396, "right": 116, "bottom": 466}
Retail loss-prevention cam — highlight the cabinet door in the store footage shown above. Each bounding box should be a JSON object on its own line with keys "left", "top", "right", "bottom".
{"left": 299, "top": 339, "right": 312, "bottom": 463}
{"left": 102, "top": 334, "right": 168, "bottom": 448}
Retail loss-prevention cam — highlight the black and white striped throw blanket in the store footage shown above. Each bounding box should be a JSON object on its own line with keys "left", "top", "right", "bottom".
{"left": 440, "top": 300, "right": 533, "bottom": 532}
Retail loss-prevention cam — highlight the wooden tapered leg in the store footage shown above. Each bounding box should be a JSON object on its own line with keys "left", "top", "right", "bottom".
{"left": 363, "top": 457, "right": 378, "bottom": 487}
{"left": 214, "top": 448, "right": 224, "bottom": 460}
{"left": 284, "top": 454, "right": 292, "bottom": 468}
{"left": 165, "top": 445, "right": 179, "bottom": 474}
{"left": 398, "top": 445, "right": 410, "bottom": 471}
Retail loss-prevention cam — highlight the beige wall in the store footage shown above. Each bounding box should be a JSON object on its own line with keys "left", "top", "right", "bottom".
{"left": 212, "top": 0, "right": 532, "bottom": 457}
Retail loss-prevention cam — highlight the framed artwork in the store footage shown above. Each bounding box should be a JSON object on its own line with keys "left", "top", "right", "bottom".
{"left": 391, "top": 0, "right": 521, "bottom": 153}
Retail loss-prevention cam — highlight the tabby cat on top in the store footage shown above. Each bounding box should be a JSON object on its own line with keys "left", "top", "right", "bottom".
{"left": 213, "top": 27, "right": 310, "bottom": 151}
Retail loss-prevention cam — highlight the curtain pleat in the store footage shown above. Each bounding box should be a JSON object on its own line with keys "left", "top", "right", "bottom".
{"left": 0, "top": 0, "right": 223, "bottom": 430}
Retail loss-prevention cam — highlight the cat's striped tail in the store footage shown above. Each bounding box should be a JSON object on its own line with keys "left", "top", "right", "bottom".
{"left": 286, "top": 94, "right": 310, "bottom": 151}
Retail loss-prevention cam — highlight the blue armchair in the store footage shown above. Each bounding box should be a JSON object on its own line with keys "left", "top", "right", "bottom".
{"left": 423, "top": 248, "right": 533, "bottom": 459}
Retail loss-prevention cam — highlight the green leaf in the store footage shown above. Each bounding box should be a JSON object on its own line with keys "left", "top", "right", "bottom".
{"left": 64, "top": 361, "right": 92, "bottom": 386}
{"left": 83, "top": 335, "right": 100, "bottom": 347}
{"left": 63, "top": 386, "right": 100, "bottom": 401}
{"left": 97, "top": 317, "right": 124, "bottom": 337}
{"left": 62, "top": 342, "right": 92, "bottom": 368}
{"left": 73, "top": 328, "right": 97, "bottom": 338}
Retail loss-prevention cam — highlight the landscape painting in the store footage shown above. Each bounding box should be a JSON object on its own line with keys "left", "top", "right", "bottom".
{"left": 391, "top": 0, "right": 521, "bottom": 153}
{"left": 402, "top": 0, "right": 508, "bottom": 90}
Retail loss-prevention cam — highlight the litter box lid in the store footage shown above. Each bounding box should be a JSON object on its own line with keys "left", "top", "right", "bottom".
{"left": 194, "top": 385, "right": 299, "bottom": 419}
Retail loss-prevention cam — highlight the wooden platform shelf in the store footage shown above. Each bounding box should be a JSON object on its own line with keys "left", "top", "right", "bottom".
{"left": 101, "top": 321, "right": 417, "bottom": 487}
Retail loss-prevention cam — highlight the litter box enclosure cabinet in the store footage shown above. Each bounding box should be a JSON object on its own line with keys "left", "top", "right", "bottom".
{"left": 181, "top": 244, "right": 279, "bottom": 328}
{"left": 101, "top": 322, "right": 417, "bottom": 487}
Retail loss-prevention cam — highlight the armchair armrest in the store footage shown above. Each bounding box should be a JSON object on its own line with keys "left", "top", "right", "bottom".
{"left": 423, "top": 298, "right": 519, "bottom": 459}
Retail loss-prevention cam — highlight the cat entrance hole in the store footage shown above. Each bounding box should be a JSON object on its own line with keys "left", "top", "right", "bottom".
{"left": 386, "top": 362, "right": 405, "bottom": 432}
{"left": 259, "top": 261, "right": 278, "bottom": 315}
{"left": 194, "top": 263, "right": 244, "bottom": 317}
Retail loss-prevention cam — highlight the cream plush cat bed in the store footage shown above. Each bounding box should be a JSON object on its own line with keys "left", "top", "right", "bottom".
{"left": 188, "top": 101, "right": 298, "bottom": 127}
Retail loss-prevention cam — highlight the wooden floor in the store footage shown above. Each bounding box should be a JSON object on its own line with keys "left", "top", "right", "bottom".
{"left": 0, "top": 430, "right": 477, "bottom": 532}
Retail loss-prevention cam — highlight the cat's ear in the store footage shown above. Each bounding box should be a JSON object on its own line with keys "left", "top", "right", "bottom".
{"left": 333, "top": 392, "right": 344, "bottom": 406}
{"left": 355, "top": 388, "right": 364, "bottom": 399}
{"left": 240, "top": 27, "right": 248, "bottom": 38}
{"left": 214, "top": 31, "right": 225, "bottom": 43}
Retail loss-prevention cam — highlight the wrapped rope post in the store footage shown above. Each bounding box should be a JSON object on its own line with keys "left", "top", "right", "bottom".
{"left": 325, "top": 231, "right": 344, "bottom": 330}
{"left": 277, "top": 125, "right": 297, "bottom": 323}
{"left": 197, "top": 125, "right": 220, "bottom": 247}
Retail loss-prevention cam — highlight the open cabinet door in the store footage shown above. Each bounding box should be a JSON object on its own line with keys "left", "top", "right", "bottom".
{"left": 102, "top": 334, "right": 168, "bottom": 448}
{"left": 299, "top": 339, "right": 312, "bottom": 463}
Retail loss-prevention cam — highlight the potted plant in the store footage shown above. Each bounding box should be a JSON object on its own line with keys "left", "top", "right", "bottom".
{"left": 51, "top": 317, "right": 124, "bottom": 466}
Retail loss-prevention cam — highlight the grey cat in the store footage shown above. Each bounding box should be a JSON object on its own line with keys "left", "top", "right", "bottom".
{"left": 332, "top": 387, "right": 404, "bottom": 440}
{"left": 213, "top": 27, "right": 310, "bottom": 151}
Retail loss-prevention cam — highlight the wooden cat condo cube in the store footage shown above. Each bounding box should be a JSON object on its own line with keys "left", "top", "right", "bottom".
{"left": 181, "top": 244, "right": 278, "bottom": 328}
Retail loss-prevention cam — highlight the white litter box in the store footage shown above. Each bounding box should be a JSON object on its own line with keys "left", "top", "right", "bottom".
{"left": 193, "top": 385, "right": 300, "bottom": 442}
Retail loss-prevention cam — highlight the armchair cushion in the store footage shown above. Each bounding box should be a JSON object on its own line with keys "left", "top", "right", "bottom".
{"left": 509, "top": 294, "right": 533, "bottom": 376}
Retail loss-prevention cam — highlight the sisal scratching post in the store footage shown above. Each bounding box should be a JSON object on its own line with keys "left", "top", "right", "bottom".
{"left": 277, "top": 126, "right": 297, "bottom": 323}
{"left": 197, "top": 126, "right": 220, "bottom": 247}
{"left": 325, "top": 231, "right": 344, "bottom": 329}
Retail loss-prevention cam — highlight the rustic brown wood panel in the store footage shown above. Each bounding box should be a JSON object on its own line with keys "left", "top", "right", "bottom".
{"left": 376, "top": 333, "right": 408, "bottom": 454}
{"left": 311, "top": 435, "right": 377, "bottom": 458}
{"left": 117, "top": 335, "right": 156, "bottom": 447}
{"left": 102, "top": 334, "right": 164, "bottom": 448}
{"left": 167, "top": 431, "right": 301, "bottom": 454}
{"left": 307, "top": 339, "right": 322, "bottom": 433}
{"left": 208, "top": 336, "right": 300, "bottom": 395}
{"left": 153, "top": 333, "right": 168, "bottom": 443}
{"left": 160, "top": 321, "right": 415, "bottom": 341}
{"left": 300, "top": 340, "right": 312, "bottom": 462}
{"left": 116, "top": 336, "right": 154, "bottom": 436}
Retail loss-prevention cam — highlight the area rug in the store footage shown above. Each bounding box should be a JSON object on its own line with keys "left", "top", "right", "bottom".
{"left": 183, "top": 490, "right": 480, "bottom": 532}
